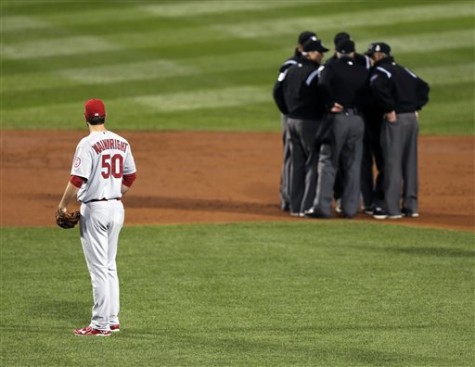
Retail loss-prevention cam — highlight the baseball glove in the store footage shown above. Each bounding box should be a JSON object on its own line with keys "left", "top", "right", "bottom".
{"left": 55, "top": 209, "right": 80, "bottom": 229}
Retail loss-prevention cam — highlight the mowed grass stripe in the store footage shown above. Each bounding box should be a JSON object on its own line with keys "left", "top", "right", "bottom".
{"left": 0, "top": 28, "right": 268, "bottom": 61}
{"left": 0, "top": 0, "right": 302, "bottom": 35}
{"left": 132, "top": 86, "right": 270, "bottom": 112}
{"left": 1, "top": 7, "right": 146, "bottom": 34}
{"left": 1, "top": 15, "right": 52, "bottom": 32}
{"left": 349, "top": 15, "right": 474, "bottom": 39}
{"left": 5, "top": 53, "right": 470, "bottom": 110}
{"left": 424, "top": 100, "right": 475, "bottom": 135}
{"left": 3, "top": 85, "right": 270, "bottom": 123}
{"left": 3, "top": 80, "right": 472, "bottom": 133}
{"left": 1, "top": 36, "right": 124, "bottom": 59}
{"left": 3, "top": 65, "right": 273, "bottom": 108}
{"left": 3, "top": 42, "right": 473, "bottom": 93}
{"left": 2, "top": 26, "right": 472, "bottom": 89}
{"left": 417, "top": 63, "right": 475, "bottom": 86}
{"left": 2, "top": 1, "right": 468, "bottom": 35}
{"left": 0, "top": 36, "right": 271, "bottom": 75}
{"left": 1, "top": 1, "right": 473, "bottom": 135}
{"left": 2, "top": 49, "right": 278, "bottom": 91}
{"left": 138, "top": 1, "right": 300, "bottom": 17}
{"left": 386, "top": 47, "right": 472, "bottom": 69}
{"left": 214, "top": 2, "right": 472, "bottom": 39}
{"left": 55, "top": 48, "right": 284, "bottom": 85}
{"left": 2, "top": 22, "right": 472, "bottom": 61}
{"left": 359, "top": 29, "right": 473, "bottom": 54}
{"left": 2, "top": 2, "right": 471, "bottom": 56}
{"left": 57, "top": 60, "right": 197, "bottom": 84}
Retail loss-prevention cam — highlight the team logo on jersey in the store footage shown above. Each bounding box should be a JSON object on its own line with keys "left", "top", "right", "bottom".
{"left": 74, "top": 157, "right": 81, "bottom": 168}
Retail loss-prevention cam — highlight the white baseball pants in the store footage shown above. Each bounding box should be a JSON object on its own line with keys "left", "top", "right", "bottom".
{"left": 80, "top": 200, "right": 124, "bottom": 331}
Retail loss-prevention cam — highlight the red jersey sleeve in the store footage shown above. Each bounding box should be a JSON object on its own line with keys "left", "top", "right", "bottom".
{"left": 122, "top": 173, "right": 136, "bottom": 188}
{"left": 70, "top": 175, "right": 86, "bottom": 188}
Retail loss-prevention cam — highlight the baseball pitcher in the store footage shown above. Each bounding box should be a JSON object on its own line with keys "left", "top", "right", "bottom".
{"left": 57, "top": 99, "right": 137, "bottom": 336}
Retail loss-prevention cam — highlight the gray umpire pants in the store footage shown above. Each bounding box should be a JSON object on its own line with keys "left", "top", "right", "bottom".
{"left": 287, "top": 117, "right": 320, "bottom": 214}
{"left": 313, "top": 110, "right": 364, "bottom": 217}
{"left": 280, "top": 114, "right": 291, "bottom": 210}
{"left": 361, "top": 119, "right": 384, "bottom": 209}
{"left": 380, "top": 112, "right": 419, "bottom": 215}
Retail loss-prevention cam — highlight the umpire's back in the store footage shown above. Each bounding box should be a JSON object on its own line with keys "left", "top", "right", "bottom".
{"left": 282, "top": 59, "right": 324, "bottom": 120}
{"left": 371, "top": 58, "right": 430, "bottom": 113}
{"left": 319, "top": 60, "right": 369, "bottom": 112}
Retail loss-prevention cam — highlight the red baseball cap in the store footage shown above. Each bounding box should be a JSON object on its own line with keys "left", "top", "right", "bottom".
{"left": 84, "top": 99, "right": 106, "bottom": 120}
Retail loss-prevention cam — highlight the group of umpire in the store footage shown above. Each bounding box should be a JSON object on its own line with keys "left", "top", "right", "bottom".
{"left": 273, "top": 31, "right": 430, "bottom": 220}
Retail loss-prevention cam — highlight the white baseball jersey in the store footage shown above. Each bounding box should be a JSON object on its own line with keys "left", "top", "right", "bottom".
{"left": 71, "top": 130, "right": 136, "bottom": 203}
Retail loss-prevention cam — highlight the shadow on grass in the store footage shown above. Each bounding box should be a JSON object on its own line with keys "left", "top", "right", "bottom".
{"left": 386, "top": 246, "right": 475, "bottom": 258}
{"left": 29, "top": 300, "right": 90, "bottom": 322}
{"left": 119, "top": 324, "right": 445, "bottom": 366}
{"left": 357, "top": 245, "right": 475, "bottom": 258}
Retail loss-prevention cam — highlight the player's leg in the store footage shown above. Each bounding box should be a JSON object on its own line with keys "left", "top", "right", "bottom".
{"left": 79, "top": 202, "right": 111, "bottom": 331}
{"left": 401, "top": 113, "right": 419, "bottom": 216}
{"left": 308, "top": 115, "right": 343, "bottom": 217}
{"left": 280, "top": 114, "right": 291, "bottom": 211}
{"left": 300, "top": 119, "right": 319, "bottom": 213}
{"left": 340, "top": 116, "right": 364, "bottom": 218}
{"left": 379, "top": 116, "right": 403, "bottom": 217}
{"left": 360, "top": 123, "right": 374, "bottom": 212}
{"left": 106, "top": 200, "right": 125, "bottom": 329}
{"left": 372, "top": 124, "right": 385, "bottom": 210}
{"left": 287, "top": 118, "right": 306, "bottom": 215}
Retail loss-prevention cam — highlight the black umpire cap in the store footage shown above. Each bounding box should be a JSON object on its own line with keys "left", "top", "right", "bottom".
{"left": 334, "top": 31, "right": 351, "bottom": 46}
{"left": 335, "top": 39, "right": 355, "bottom": 54}
{"left": 302, "top": 37, "right": 329, "bottom": 53}
{"left": 298, "top": 31, "right": 317, "bottom": 45}
{"left": 365, "top": 42, "right": 391, "bottom": 55}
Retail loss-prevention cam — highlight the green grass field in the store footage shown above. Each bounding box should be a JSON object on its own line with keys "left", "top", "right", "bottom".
{"left": 1, "top": 223, "right": 474, "bottom": 366}
{"left": 1, "top": 0, "right": 474, "bottom": 134}
{"left": 1, "top": 1, "right": 474, "bottom": 366}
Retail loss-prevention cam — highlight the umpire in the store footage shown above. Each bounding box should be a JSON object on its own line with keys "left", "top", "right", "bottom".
{"left": 326, "top": 32, "right": 372, "bottom": 69}
{"left": 366, "top": 42, "right": 430, "bottom": 219}
{"left": 326, "top": 32, "right": 373, "bottom": 213}
{"left": 305, "top": 39, "right": 369, "bottom": 218}
{"left": 273, "top": 37, "right": 329, "bottom": 216}
{"left": 275, "top": 31, "right": 317, "bottom": 212}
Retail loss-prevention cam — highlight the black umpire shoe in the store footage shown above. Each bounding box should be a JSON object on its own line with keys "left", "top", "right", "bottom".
{"left": 363, "top": 206, "right": 375, "bottom": 215}
{"left": 304, "top": 208, "right": 331, "bottom": 219}
{"left": 373, "top": 207, "right": 403, "bottom": 220}
{"left": 402, "top": 208, "right": 419, "bottom": 218}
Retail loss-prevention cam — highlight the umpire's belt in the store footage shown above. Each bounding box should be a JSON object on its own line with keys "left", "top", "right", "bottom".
{"left": 337, "top": 108, "right": 359, "bottom": 115}
{"left": 84, "top": 198, "right": 121, "bottom": 203}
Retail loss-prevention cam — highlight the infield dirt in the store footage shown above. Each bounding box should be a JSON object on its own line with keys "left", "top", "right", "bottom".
{"left": 1, "top": 131, "right": 473, "bottom": 231}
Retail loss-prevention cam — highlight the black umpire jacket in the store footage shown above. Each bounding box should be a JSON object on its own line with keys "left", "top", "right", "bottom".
{"left": 369, "top": 56, "right": 430, "bottom": 113}
{"left": 278, "top": 48, "right": 306, "bottom": 73}
{"left": 326, "top": 52, "right": 372, "bottom": 70}
{"left": 327, "top": 53, "right": 384, "bottom": 127}
{"left": 273, "top": 58, "right": 325, "bottom": 120}
{"left": 318, "top": 56, "right": 370, "bottom": 112}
